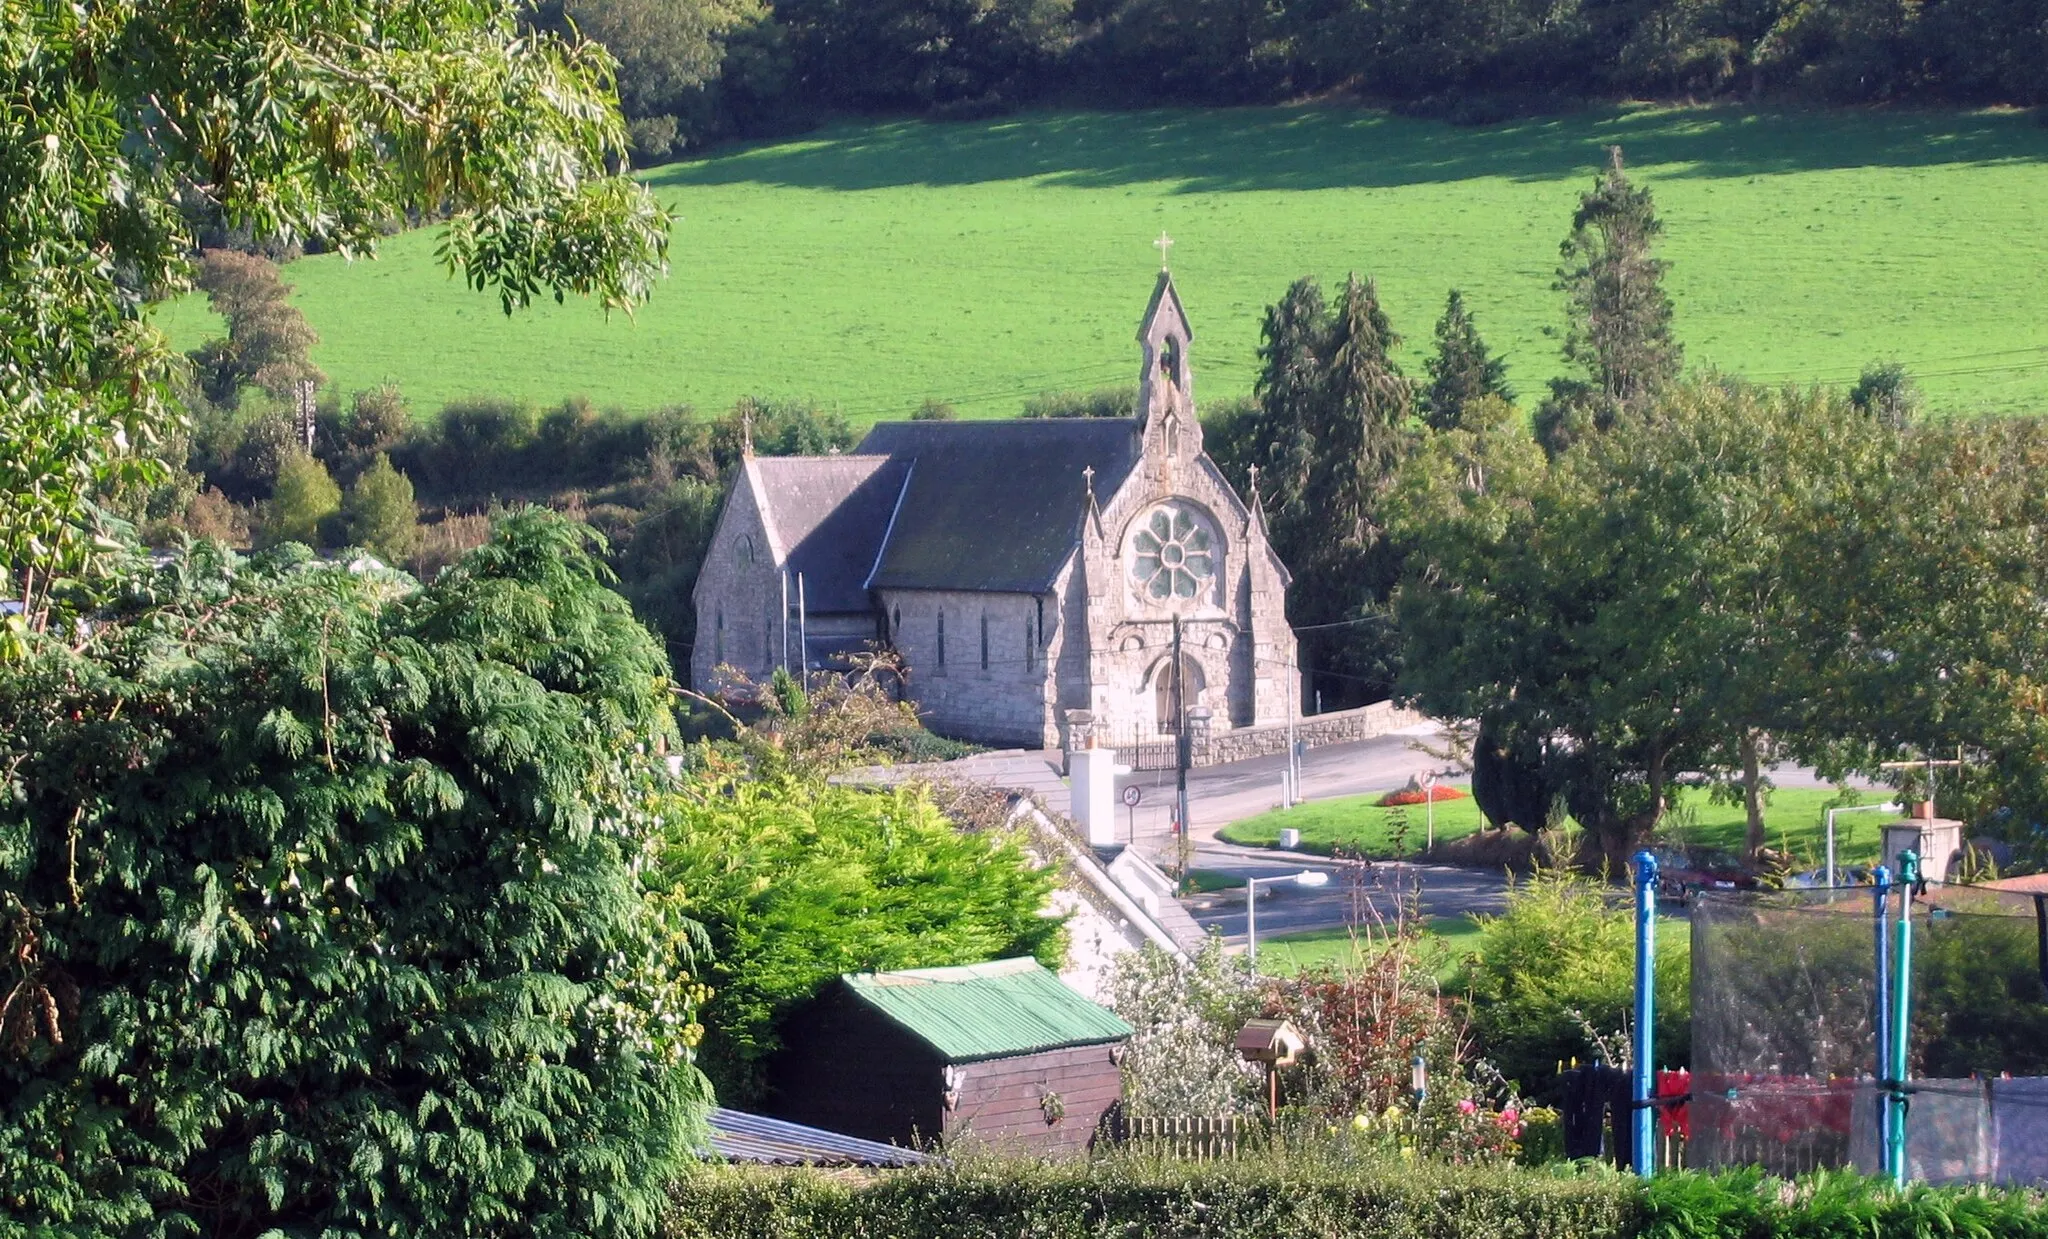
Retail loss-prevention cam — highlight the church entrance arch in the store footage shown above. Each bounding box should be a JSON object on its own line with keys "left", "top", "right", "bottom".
{"left": 1150, "top": 652, "right": 1205, "bottom": 734}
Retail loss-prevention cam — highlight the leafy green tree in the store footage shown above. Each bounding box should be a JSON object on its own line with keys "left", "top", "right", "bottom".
{"left": 1393, "top": 379, "right": 1883, "bottom": 865}
{"left": 345, "top": 453, "right": 423, "bottom": 564}
{"left": 779, "top": 0, "right": 1072, "bottom": 107}
{"left": 2, "top": 0, "right": 668, "bottom": 634}
{"left": 648, "top": 765, "right": 1063, "bottom": 1102}
{"left": 1848, "top": 359, "right": 1922, "bottom": 428}
{"left": 0, "top": 511, "right": 708, "bottom": 1236}
{"left": 189, "top": 250, "right": 326, "bottom": 407}
{"left": 260, "top": 451, "right": 343, "bottom": 549}
{"left": 1421, "top": 289, "right": 1513, "bottom": 432}
{"left": 1536, "top": 147, "right": 1682, "bottom": 454}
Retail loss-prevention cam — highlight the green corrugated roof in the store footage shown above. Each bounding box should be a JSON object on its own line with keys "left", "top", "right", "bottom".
{"left": 841, "top": 958, "right": 1133, "bottom": 1063}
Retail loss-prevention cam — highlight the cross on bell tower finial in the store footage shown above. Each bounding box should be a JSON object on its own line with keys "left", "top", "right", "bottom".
{"left": 1153, "top": 230, "right": 1174, "bottom": 271}
{"left": 1082, "top": 464, "right": 1095, "bottom": 500}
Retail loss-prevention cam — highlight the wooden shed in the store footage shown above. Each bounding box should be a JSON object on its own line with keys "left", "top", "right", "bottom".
{"left": 766, "top": 957, "right": 1132, "bottom": 1156}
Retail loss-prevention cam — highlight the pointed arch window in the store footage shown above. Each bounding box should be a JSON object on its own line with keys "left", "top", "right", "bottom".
{"left": 937, "top": 610, "right": 946, "bottom": 668}
{"left": 980, "top": 613, "right": 990, "bottom": 670}
{"left": 714, "top": 606, "right": 725, "bottom": 663}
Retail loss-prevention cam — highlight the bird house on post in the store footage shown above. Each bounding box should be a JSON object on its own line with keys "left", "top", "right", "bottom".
{"left": 1236, "top": 1018, "right": 1308, "bottom": 1118}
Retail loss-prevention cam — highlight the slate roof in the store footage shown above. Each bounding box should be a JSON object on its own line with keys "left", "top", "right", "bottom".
{"left": 841, "top": 957, "right": 1133, "bottom": 1063}
{"left": 705, "top": 1107, "right": 937, "bottom": 1167}
{"left": 856, "top": 418, "right": 1142, "bottom": 593}
{"left": 750, "top": 455, "right": 910, "bottom": 613}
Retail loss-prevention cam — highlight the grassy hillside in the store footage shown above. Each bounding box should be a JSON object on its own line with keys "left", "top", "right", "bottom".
{"left": 154, "top": 104, "right": 2048, "bottom": 422}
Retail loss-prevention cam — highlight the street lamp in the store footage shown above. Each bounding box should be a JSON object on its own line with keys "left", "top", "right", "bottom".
{"left": 1245, "top": 869, "right": 1332, "bottom": 968}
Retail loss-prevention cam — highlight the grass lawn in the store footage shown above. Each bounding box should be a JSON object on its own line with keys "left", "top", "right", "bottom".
{"left": 1257, "top": 914, "right": 1487, "bottom": 978}
{"left": 1221, "top": 790, "right": 1489, "bottom": 857}
{"left": 1184, "top": 867, "right": 1248, "bottom": 893}
{"left": 1221, "top": 785, "right": 1898, "bottom": 867}
{"left": 154, "top": 105, "right": 2048, "bottom": 422}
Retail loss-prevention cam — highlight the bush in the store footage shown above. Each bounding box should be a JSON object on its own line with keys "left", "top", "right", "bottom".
{"left": 646, "top": 763, "right": 1064, "bottom": 1104}
{"left": 664, "top": 1161, "right": 2048, "bottom": 1239}
{"left": 1021, "top": 386, "right": 1136, "bottom": 419}
{"left": 0, "top": 513, "right": 709, "bottom": 1237}
{"left": 1454, "top": 870, "right": 1688, "bottom": 1103}
{"left": 343, "top": 452, "right": 422, "bottom": 563}
{"left": 664, "top": 1157, "right": 1641, "bottom": 1239}
{"left": 1109, "top": 938, "right": 1264, "bottom": 1116}
{"left": 258, "top": 450, "right": 342, "bottom": 548}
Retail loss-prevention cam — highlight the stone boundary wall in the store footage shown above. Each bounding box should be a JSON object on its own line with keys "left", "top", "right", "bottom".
{"left": 1066, "top": 700, "right": 1429, "bottom": 770}
{"left": 1197, "top": 700, "right": 1428, "bottom": 766}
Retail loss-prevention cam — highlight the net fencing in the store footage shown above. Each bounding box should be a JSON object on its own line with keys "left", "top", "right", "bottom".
{"left": 1690, "top": 884, "right": 2048, "bottom": 1185}
{"left": 1691, "top": 890, "right": 1877, "bottom": 1175}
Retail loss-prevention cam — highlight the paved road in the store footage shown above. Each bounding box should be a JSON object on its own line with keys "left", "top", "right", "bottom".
{"left": 857, "top": 724, "right": 1861, "bottom": 949}
{"left": 1179, "top": 847, "right": 1513, "bottom": 946}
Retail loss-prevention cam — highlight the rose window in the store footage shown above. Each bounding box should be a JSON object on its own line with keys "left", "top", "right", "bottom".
{"left": 1132, "top": 507, "right": 1215, "bottom": 599}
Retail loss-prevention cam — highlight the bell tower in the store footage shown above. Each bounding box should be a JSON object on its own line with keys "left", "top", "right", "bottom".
{"left": 1136, "top": 251, "right": 1199, "bottom": 462}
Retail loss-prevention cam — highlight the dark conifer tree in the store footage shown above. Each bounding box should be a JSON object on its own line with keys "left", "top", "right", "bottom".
{"left": 1422, "top": 289, "right": 1513, "bottom": 432}
{"left": 1308, "top": 274, "right": 1412, "bottom": 548}
{"left": 1250, "top": 275, "right": 1328, "bottom": 527}
{"left": 1537, "top": 146, "right": 1681, "bottom": 454}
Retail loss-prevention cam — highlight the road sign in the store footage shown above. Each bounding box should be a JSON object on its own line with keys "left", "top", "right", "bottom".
{"left": 1122, "top": 785, "right": 1142, "bottom": 808}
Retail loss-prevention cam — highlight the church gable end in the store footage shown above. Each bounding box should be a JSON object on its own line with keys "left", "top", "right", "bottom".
{"left": 691, "top": 267, "right": 1297, "bottom": 750}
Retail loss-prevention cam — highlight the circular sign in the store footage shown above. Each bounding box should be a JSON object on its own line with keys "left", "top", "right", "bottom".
{"left": 1121, "top": 786, "right": 1143, "bottom": 808}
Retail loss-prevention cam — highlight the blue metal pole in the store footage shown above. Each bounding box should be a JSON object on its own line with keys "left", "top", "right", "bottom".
{"left": 1888, "top": 849, "right": 1920, "bottom": 1187}
{"left": 1873, "top": 863, "right": 1893, "bottom": 1179}
{"left": 1632, "top": 850, "right": 1659, "bottom": 1176}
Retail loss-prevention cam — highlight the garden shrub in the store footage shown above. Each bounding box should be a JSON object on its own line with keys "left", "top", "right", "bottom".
{"left": 647, "top": 759, "right": 1063, "bottom": 1104}
{"left": 664, "top": 1157, "right": 1641, "bottom": 1239}
{"left": 666, "top": 1161, "right": 2048, "bottom": 1239}
{"left": 1454, "top": 869, "right": 1689, "bottom": 1103}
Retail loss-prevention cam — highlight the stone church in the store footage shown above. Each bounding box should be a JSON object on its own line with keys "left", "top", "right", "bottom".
{"left": 691, "top": 271, "right": 1298, "bottom": 749}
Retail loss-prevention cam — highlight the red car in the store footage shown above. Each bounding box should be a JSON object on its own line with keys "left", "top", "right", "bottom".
{"left": 1647, "top": 846, "right": 1761, "bottom": 902}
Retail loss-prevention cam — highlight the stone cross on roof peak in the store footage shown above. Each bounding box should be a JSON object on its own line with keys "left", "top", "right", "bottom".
{"left": 1153, "top": 231, "right": 1173, "bottom": 271}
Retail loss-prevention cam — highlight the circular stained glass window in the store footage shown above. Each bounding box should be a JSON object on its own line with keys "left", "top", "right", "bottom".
{"left": 1132, "top": 506, "right": 1215, "bottom": 599}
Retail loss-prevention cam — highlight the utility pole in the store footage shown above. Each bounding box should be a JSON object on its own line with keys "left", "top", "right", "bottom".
{"left": 1173, "top": 615, "right": 1191, "bottom": 884}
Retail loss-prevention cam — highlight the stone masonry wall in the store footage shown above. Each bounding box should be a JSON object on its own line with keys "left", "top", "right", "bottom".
{"left": 1070, "top": 700, "right": 1428, "bottom": 769}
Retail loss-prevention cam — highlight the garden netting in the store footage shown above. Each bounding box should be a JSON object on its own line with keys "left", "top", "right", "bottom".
{"left": 1690, "top": 885, "right": 2048, "bottom": 1185}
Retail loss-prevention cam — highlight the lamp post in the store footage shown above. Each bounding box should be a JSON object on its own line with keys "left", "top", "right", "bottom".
{"left": 1245, "top": 869, "right": 1332, "bottom": 968}
{"left": 1825, "top": 802, "right": 1901, "bottom": 891}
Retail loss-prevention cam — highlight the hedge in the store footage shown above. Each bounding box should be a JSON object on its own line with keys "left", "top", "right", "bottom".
{"left": 666, "top": 1157, "right": 1639, "bottom": 1239}
{"left": 667, "top": 1160, "right": 2048, "bottom": 1239}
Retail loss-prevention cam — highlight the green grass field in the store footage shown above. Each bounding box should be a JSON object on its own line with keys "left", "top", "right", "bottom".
{"left": 1258, "top": 914, "right": 1486, "bottom": 977}
{"left": 153, "top": 105, "right": 2048, "bottom": 422}
{"left": 1221, "top": 785, "right": 1896, "bottom": 867}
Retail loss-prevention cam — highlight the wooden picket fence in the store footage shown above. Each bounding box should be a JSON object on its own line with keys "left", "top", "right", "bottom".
{"left": 1121, "top": 1114, "right": 1264, "bottom": 1160}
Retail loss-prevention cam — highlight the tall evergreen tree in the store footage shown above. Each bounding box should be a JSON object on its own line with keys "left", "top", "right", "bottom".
{"left": 1249, "top": 276, "right": 1328, "bottom": 527}
{"left": 1537, "top": 146, "right": 1682, "bottom": 453}
{"left": 1307, "top": 274, "right": 1412, "bottom": 549}
{"left": 1422, "top": 289, "right": 1513, "bottom": 432}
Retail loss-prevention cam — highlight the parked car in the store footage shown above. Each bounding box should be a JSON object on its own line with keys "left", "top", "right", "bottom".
{"left": 1648, "top": 846, "right": 1762, "bottom": 902}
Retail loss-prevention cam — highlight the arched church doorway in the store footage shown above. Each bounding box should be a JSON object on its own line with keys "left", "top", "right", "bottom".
{"left": 1152, "top": 653, "right": 1205, "bottom": 734}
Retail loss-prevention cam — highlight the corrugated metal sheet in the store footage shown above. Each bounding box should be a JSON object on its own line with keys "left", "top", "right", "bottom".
{"left": 706, "top": 1107, "right": 937, "bottom": 1167}
{"left": 842, "top": 958, "right": 1132, "bottom": 1063}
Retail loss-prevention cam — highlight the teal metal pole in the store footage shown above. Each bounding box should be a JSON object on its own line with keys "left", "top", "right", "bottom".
{"left": 1632, "top": 850, "right": 1658, "bottom": 1175}
{"left": 1887, "top": 849, "right": 1920, "bottom": 1186}
{"left": 1872, "top": 864, "right": 1893, "bottom": 1177}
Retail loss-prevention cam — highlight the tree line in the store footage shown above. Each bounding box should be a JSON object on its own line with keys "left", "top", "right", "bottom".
{"left": 1191, "top": 144, "right": 2048, "bottom": 872}
{"left": 541, "top": 0, "right": 2048, "bottom": 161}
